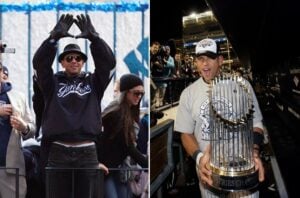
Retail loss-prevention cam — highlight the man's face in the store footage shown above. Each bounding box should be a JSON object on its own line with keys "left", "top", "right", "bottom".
{"left": 165, "top": 47, "right": 170, "bottom": 55}
{"left": 150, "top": 44, "right": 160, "bottom": 55}
{"left": 175, "top": 53, "right": 181, "bottom": 61}
{"left": 184, "top": 55, "right": 190, "bottom": 62}
{"left": 0, "top": 67, "right": 3, "bottom": 82}
{"left": 195, "top": 55, "right": 223, "bottom": 82}
{"left": 61, "top": 53, "right": 84, "bottom": 76}
{"left": 2, "top": 73, "right": 8, "bottom": 81}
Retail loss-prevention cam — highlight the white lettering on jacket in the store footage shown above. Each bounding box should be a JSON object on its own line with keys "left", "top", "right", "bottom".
{"left": 57, "top": 82, "right": 91, "bottom": 97}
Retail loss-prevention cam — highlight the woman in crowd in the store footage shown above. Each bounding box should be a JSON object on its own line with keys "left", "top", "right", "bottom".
{"left": 99, "top": 73, "right": 148, "bottom": 198}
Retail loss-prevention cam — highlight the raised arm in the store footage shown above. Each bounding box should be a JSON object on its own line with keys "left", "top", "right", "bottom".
{"left": 74, "top": 14, "right": 116, "bottom": 94}
{"left": 33, "top": 14, "right": 74, "bottom": 94}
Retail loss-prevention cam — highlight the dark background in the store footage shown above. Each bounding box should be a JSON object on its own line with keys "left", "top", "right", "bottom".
{"left": 150, "top": 0, "right": 208, "bottom": 44}
{"left": 150, "top": 0, "right": 300, "bottom": 73}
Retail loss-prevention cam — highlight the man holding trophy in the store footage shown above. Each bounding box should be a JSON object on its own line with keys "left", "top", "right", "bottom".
{"left": 175, "top": 38, "right": 265, "bottom": 197}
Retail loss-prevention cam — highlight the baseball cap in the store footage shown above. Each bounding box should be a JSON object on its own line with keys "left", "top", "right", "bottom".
{"left": 195, "top": 38, "right": 219, "bottom": 59}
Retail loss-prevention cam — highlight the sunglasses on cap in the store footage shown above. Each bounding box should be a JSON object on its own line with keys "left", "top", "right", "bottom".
{"left": 129, "top": 90, "right": 145, "bottom": 97}
{"left": 65, "top": 55, "right": 83, "bottom": 63}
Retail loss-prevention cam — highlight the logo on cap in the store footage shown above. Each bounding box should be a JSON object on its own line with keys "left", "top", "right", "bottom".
{"left": 195, "top": 38, "right": 218, "bottom": 58}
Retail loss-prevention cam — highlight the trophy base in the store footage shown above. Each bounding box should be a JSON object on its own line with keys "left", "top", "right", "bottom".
{"left": 206, "top": 170, "right": 259, "bottom": 194}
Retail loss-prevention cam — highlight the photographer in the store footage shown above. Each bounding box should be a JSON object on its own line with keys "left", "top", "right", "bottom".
{"left": 151, "top": 43, "right": 175, "bottom": 108}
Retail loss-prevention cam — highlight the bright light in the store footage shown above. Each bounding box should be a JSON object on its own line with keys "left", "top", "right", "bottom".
{"left": 189, "top": 12, "right": 196, "bottom": 18}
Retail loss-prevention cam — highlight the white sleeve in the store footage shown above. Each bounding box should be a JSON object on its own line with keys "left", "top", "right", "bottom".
{"left": 174, "top": 88, "right": 195, "bottom": 134}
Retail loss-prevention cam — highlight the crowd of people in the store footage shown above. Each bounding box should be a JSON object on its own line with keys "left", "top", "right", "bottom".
{"left": 0, "top": 13, "right": 148, "bottom": 198}
{"left": 150, "top": 41, "right": 200, "bottom": 110}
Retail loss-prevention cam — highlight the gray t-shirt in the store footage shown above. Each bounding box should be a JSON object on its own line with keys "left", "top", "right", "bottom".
{"left": 175, "top": 77, "right": 263, "bottom": 153}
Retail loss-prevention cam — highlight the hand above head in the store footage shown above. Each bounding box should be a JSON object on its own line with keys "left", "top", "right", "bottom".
{"left": 50, "top": 14, "right": 74, "bottom": 41}
{"left": 74, "top": 14, "right": 99, "bottom": 42}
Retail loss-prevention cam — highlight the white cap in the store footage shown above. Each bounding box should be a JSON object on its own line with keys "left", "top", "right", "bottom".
{"left": 195, "top": 38, "right": 219, "bottom": 58}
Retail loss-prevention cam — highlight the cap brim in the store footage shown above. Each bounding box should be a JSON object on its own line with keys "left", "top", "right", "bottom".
{"left": 196, "top": 51, "right": 218, "bottom": 59}
{"left": 58, "top": 50, "right": 87, "bottom": 62}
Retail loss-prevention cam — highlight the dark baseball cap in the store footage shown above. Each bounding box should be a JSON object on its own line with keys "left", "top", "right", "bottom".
{"left": 58, "top": 43, "right": 87, "bottom": 62}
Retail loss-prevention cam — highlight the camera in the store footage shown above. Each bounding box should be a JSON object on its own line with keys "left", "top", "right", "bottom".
{"left": 0, "top": 42, "right": 15, "bottom": 53}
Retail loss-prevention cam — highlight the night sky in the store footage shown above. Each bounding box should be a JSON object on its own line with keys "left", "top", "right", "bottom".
{"left": 150, "top": 0, "right": 209, "bottom": 44}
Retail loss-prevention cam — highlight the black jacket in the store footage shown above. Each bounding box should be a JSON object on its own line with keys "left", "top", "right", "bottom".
{"left": 32, "top": 37, "right": 116, "bottom": 142}
{"left": 99, "top": 110, "right": 148, "bottom": 168}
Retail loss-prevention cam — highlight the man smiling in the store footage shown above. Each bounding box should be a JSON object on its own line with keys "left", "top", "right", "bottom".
{"left": 33, "top": 14, "right": 116, "bottom": 198}
{"left": 175, "top": 38, "right": 265, "bottom": 197}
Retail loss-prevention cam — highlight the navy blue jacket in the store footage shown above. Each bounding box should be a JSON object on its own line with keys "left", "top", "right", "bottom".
{"left": 32, "top": 37, "right": 116, "bottom": 142}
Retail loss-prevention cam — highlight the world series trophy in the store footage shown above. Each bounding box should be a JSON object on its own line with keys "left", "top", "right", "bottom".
{"left": 208, "top": 73, "right": 259, "bottom": 193}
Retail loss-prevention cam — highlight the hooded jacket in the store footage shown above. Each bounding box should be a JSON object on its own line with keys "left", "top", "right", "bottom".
{"left": 32, "top": 37, "right": 116, "bottom": 142}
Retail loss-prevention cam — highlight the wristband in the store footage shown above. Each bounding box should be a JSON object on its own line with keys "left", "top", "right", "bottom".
{"left": 22, "top": 125, "right": 30, "bottom": 135}
{"left": 192, "top": 150, "right": 203, "bottom": 165}
{"left": 192, "top": 149, "right": 201, "bottom": 161}
{"left": 196, "top": 152, "right": 204, "bottom": 166}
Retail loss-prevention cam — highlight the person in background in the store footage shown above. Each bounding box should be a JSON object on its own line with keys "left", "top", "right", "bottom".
{"left": 0, "top": 63, "right": 35, "bottom": 198}
{"left": 22, "top": 74, "right": 44, "bottom": 198}
{"left": 137, "top": 107, "right": 148, "bottom": 156}
{"left": 150, "top": 41, "right": 163, "bottom": 108}
{"left": 175, "top": 38, "right": 265, "bottom": 197}
{"left": 153, "top": 45, "right": 175, "bottom": 107}
{"left": 174, "top": 51, "right": 184, "bottom": 78}
{"left": 132, "top": 102, "right": 149, "bottom": 198}
{"left": 150, "top": 41, "right": 161, "bottom": 77}
{"left": 32, "top": 13, "right": 115, "bottom": 198}
{"left": 149, "top": 44, "right": 165, "bottom": 125}
{"left": 1, "top": 65, "right": 9, "bottom": 81}
{"left": 32, "top": 74, "right": 44, "bottom": 139}
{"left": 113, "top": 79, "right": 121, "bottom": 99}
{"left": 99, "top": 73, "right": 148, "bottom": 198}
{"left": 181, "top": 54, "right": 193, "bottom": 78}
